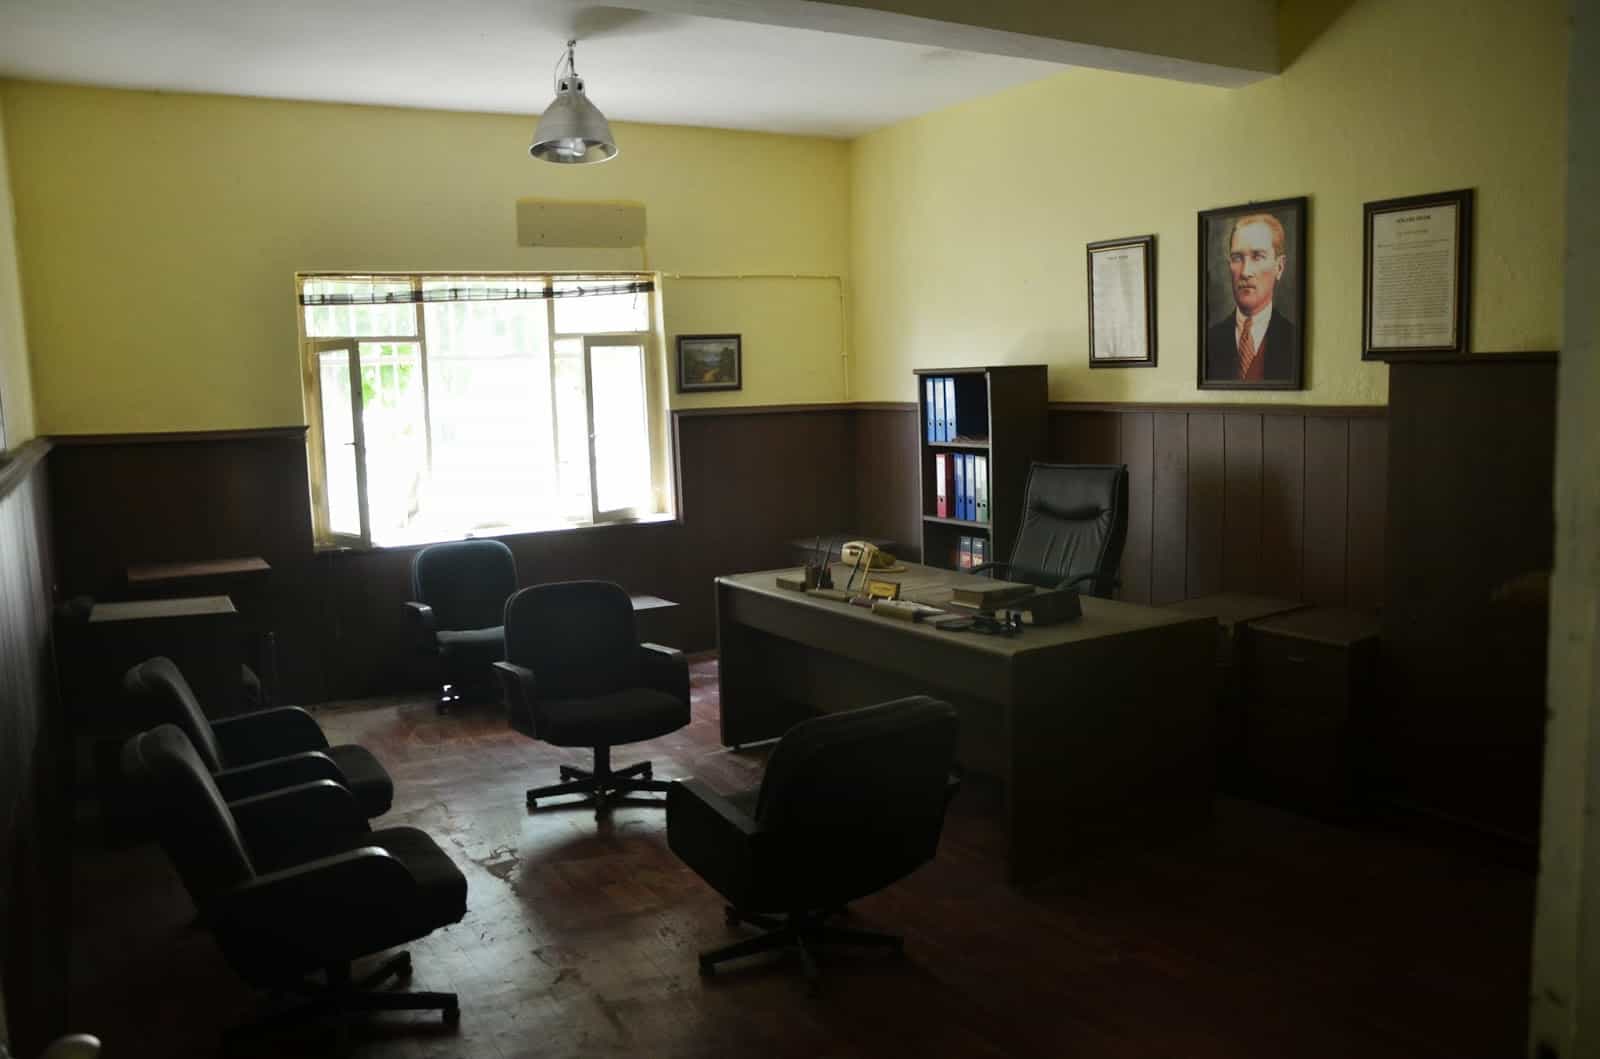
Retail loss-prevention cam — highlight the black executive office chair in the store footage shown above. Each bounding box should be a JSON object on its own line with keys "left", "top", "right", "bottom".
{"left": 494, "top": 580, "right": 690, "bottom": 816}
{"left": 974, "top": 462, "right": 1129, "bottom": 598}
{"left": 667, "top": 696, "right": 960, "bottom": 982}
{"left": 404, "top": 538, "right": 518, "bottom": 713}
{"left": 121, "top": 725, "right": 466, "bottom": 1040}
{"left": 122, "top": 656, "right": 394, "bottom": 817}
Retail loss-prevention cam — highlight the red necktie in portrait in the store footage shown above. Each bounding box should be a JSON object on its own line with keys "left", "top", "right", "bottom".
{"left": 1237, "top": 317, "right": 1264, "bottom": 380}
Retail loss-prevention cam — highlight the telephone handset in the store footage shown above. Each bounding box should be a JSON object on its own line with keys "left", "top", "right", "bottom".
{"left": 840, "top": 540, "right": 900, "bottom": 570}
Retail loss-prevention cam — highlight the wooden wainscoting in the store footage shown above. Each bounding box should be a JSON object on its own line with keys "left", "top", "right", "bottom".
{"left": 0, "top": 440, "right": 69, "bottom": 1055}
{"left": 848, "top": 403, "right": 1388, "bottom": 611}
{"left": 1051, "top": 404, "right": 1388, "bottom": 609}
{"left": 45, "top": 408, "right": 863, "bottom": 702}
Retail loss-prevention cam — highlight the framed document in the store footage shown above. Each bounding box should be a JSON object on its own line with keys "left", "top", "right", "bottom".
{"left": 1362, "top": 188, "right": 1473, "bottom": 359}
{"left": 1086, "top": 235, "right": 1157, "bottom": 369}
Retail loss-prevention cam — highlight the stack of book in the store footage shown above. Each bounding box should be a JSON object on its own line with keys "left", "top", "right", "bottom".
{"left": 955, "top": 536, "right": 989, "bottom": 569}
{"left": 934, "top": 452, "right": 989, "bottom": 523}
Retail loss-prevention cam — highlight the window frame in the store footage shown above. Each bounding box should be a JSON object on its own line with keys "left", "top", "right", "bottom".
{"left": 297, "top": 271, "right": 669, "bottom": 550}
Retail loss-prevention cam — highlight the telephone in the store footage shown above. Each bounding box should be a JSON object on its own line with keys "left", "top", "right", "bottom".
{"left": 840, "top": 540, "right": 903, "bottom": 571}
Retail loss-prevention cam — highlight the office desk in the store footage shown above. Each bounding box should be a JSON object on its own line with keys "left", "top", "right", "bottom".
{"left": 716, "top": 564, "right": 1215, "bottom": 884}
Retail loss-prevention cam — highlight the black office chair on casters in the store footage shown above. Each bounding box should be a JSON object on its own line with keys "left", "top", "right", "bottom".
{"left": 121, "top": 725, "right": 467, "bottom": 1043}
{"left": 494, "top": 580, "right": 690, "bottom": 815}
{"left": 404, "top": 539, "right": 518, "bottom": 713}
{"left": 668, "top": 696, "right": 960, "bottom": 985}
{"left": 974, "top": 462, "right": 1130, "bottom": 598}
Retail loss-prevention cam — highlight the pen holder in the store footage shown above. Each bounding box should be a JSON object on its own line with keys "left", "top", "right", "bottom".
{"left": 807, "top": 562, "right": 834, "bottom": 590}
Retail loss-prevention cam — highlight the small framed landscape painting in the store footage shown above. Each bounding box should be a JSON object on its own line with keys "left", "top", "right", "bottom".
{"left": 676, "top": 334, "right": 742, "bottom": 392}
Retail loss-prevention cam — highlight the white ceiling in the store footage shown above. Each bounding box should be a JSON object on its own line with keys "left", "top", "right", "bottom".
{"left": 0, "top": 0, "right": 1074, "bottom": 138}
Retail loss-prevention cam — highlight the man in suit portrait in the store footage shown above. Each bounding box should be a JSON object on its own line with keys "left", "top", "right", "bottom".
{"left": 1205, "top": 212, "right": 1299, "bottom": 383}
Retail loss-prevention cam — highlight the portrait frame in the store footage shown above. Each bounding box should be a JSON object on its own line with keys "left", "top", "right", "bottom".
{"left": 675, "top": 333, "right": 742, "bottom": 393}
{"left": 1196, "top": 196, "right": 1308, "bottom": 391}
{"left": 1361, "top": 188, "right": 1473, "bottom": 361}
{"left": 1086, "top": 234, "right": 1157, "bottom": 369}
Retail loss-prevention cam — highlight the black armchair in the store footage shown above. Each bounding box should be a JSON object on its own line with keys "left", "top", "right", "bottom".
{"left": 493, "top": 580, "right": 690, "bottom": 816}
{"left": 120, "top": 725, "right": 467, "bottom": 1040}
{"left": 122, "top": 656, "right": 394, "bottom": 817}
{"left": 667, "top": 695, "right": 960, "bottom": 982}
{"left": 973, "top": 462, "right": 1129, "bottom": 598}
{"left": 404, "top": 538, "right": 518, "bottom": 713}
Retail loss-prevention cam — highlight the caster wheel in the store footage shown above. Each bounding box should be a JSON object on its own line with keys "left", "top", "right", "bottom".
{"left": 525, "top": 794, "right": 538, "bottom": 808}
{"left": 642, "top": 762, "right": 653, "bottom": 778}
{"left": 395, "top": 953, "right": 413, "bottom": 981}
{"left": 723, "top": 906, "right": 740, "bottom": 927}
{"left": 698, "top": 958, "right": 715, "bottom": 978}
{"left": 443, "top": 1005, "right": 461, "bottom": 1027}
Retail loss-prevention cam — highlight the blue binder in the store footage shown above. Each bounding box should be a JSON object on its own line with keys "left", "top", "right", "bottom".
{"left": 924, "top": 378, "right": 937, "bottom": 442}
{"left": 953, "top": 452, "right": 966, "bottom": 520}
{"left": 943, "top": 377, "right": 957, "bottom": 440}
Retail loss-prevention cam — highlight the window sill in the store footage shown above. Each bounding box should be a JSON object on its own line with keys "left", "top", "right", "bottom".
{"left": 314, "top": 511, "right": 680, "bottom": 556}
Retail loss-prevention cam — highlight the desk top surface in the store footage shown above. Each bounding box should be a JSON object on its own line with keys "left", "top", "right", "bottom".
{"left": 719, "top": 563, "right": 1207, "bottom": 659}
{"left": 90, "top": 595, "right": 238, "bottom": 623}
{"left": 127, "top": 556, "right": 271, "bottom": 583}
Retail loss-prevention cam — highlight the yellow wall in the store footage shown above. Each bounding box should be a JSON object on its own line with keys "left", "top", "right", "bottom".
{"left": 848, "top": 0, "right": 1568, "bottom": 404}
{"left": 0, "top": 94, "right": 35, "bottom": 445}
{"left": 0, "top": 83, "right": 851, "bottom": 433}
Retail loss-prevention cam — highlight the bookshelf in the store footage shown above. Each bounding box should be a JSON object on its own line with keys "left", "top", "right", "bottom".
{"left": 915, "top": 364, "right": 1048, "bottom": 571}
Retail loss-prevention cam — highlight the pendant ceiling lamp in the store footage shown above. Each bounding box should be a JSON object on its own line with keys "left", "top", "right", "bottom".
{"left": 529, "top": 39, "right": 618, "bottom": 164}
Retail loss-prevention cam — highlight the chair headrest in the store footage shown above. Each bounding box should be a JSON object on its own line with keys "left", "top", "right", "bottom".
{"left": 122, "top": 656, "right": 225, "bottom": 771}
{"left": 121, "top": 725, "right": 255, "bottom": 905}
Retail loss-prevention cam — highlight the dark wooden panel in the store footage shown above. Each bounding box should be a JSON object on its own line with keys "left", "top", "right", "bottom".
{"left": 1050, "top": 411, "right": 1121, "bottom": 466}
{"left": 852, "top": 408, "right": 922, "bottom": 562}
{"left": 1346, "top": 418, "right": 1388, "bottom": 612}
{"left": 1382, "top": 358, "right": 1556, "bottom": 844}
{"left": 1150, "top": 413, "right": 1188, "bottom": 604}
{"left": 0, "top": 442, "right": 70, "bottom": 1057}
{"left": 1118, "top": 412, "right": 1154, "bottom": 604}
{"left": 1302, "top": 417, "right": 1350, "bottom": 607}
{"left": 1185, "top": 413, "right": 1225, "bottom": 599}
{"left": 1258, "top": 415, "right": 1305, "bottom": 600}
{"left": 1222, "top": 413, "right": 1264, "bottom": 593}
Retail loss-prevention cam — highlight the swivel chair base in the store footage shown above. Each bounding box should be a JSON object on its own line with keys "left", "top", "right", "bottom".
{"left": 699, "top": 907, "right": 903, "bottom": 984}
{"left": 525, "top": 746, "right": 672, "bottom": 814}
{"left": 223, "top": 951, "right": 459, "bottom": 1046}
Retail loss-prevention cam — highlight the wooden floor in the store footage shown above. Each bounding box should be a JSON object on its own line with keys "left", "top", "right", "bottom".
{"left": 68, "top": 659, "right": 1535, "bottom": 1058}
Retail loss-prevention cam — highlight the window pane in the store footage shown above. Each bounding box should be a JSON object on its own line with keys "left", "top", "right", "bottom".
{"left": 590, "top": 343, "right": 651, "bottom": 515}
{"left": 420, "top": 286, "right": 558, "bottom": 537}
{"left": 303, "top": 279, "right": 417, "bottom": 337}
{"left": 552, "top": 338, "right": 593, "bottom": 521}
{"left": 552, "top": 281, "right": 649, "bottom": 334}
{"left": 317, "top": 349, "right": 361, "bottom": 537}
{"left": 358, "top": 342, "right": 428, "bottom": 545}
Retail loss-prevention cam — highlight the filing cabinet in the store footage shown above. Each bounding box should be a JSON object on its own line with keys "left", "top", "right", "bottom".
{"left": 1241, "top": 607, "right": 1380, "bottom": 818}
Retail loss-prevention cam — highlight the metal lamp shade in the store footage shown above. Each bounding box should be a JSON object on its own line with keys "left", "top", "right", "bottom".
{"left": 529, "top": 80, "right": 618, "bottom": 164}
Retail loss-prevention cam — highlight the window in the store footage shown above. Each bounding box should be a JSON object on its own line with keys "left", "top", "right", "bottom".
{"left": 298, "top": 273, "right": 670, "bottom": 548}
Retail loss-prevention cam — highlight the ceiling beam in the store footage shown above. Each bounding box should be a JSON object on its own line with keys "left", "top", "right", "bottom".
{"left": 613, "top": 0, "right": 1280, "bottom": 87}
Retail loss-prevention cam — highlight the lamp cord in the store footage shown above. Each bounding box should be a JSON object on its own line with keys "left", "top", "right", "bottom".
{"left": 554, "top": 39, "right": 577, "bottom": 93}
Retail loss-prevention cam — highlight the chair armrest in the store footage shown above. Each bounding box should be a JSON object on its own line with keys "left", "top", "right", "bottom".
{"left": 1055, "top": 571, "right": 1120, "bottom": 596}
{"left": 210, "top": 846, "right": 418, "bottom": 946}
{"left": 402, "top": 601, "right": 438, "bottom": 652}
{"left": 214, "top": 751, "right": 346, "bottom": 802}
{"left": 494, "top": 661, "right": 539, "bottom": 738}
{"left": 639, "top": 643, "right": 689, "bottom": 703}
{"left": 211, "top": 706, "right": 329, "bottom": 763}
{"left": 229, "top": 780, "right": 370, "bottom": 873}
{"left": 666, "top": 779, "right": 760, "bottom": 904}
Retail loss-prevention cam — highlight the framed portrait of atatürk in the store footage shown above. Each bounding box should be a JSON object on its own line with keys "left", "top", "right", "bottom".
{"left": 676, "top": 334, "right": 742, "bottom": 392}
{"left": 1087, "top": 234, "right": 1157, "bottom": 369}
{"left": 1196, "top": 196, "right": 1307, "bottom": 391}
{"left": 1362, "top": 188, "right": 1473, "bottom": 360}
